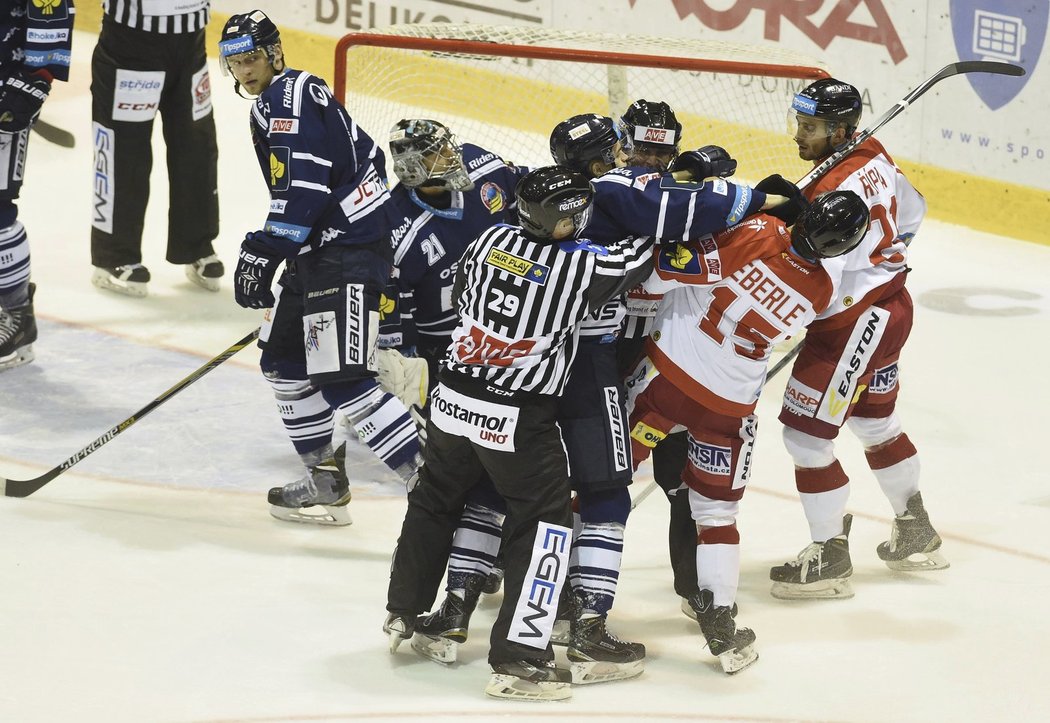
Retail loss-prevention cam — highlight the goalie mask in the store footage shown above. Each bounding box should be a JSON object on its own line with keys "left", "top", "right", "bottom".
{"left": 617, "top": 99, "right": 682, "bottom": 170}
{"left": 791, "top": 190, "right": 870, "bottom": 263}
{"left": 389, "top": 119, "right": 474, "bottom": 192}
{"left": 218, "top": 10, "right": 283, "bottom": 97}
{"left": 789, "top": 78, "right": 862, "bottom": 153}
{"left": 515, "top": 166, "right": 594, "bottom": 241}
{"left": 549, "top": 114, "right": 623, "bottom": 178}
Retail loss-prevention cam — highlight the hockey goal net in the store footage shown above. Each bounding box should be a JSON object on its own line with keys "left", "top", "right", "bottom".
{"left": 334, "top": 24, "right": 829, "bottom": 183}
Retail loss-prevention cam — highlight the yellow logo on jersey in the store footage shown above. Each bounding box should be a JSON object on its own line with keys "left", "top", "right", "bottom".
{"left": 269, "top": 153, "right": 285, "bottom": 187}
{"left": 33, "top": 0, "right": 62, "bottom": 15}
{"left": 826, "top": 384, "right": 867, "bottom": 418}
{"left": 485, "top": 248, "right": 549, "bottom": 285}
{"left": 630, "top": 421, "right": 667, "bottom": 448}
{"left": 669, "top": 244, "right": 694, "bottom": 270}
{"left": 378, "top": 293, "right": 396, "bottom": 320}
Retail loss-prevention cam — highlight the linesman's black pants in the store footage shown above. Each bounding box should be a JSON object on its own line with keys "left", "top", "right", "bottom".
{"left": 387, "top": 377, "right": 572, "bottom": 665}
{"left": 90, "top": 17, "right": 219, "bottom": 268}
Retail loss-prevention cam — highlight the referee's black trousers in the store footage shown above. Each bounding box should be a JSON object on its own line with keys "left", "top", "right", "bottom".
{"left": 387, "top": 384, "right": 572, "bottom": 665}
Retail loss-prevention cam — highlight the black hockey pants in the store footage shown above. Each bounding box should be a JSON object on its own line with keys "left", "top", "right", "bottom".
{"left": 90, "top": 17, "right": 218, "bottom": 268}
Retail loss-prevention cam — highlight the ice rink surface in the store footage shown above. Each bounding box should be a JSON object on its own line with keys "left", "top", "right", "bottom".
{"left": 2, "top": 32, "right": 1050, "bottom": 722}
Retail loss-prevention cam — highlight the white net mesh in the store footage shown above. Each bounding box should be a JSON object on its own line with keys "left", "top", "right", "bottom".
{"left": 337, "top": 24, "right": 829, "bottom": 183}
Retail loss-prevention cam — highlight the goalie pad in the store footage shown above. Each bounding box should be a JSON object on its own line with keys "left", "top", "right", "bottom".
{"left": 376, "top": 348, "right": 429, "bottom": 409}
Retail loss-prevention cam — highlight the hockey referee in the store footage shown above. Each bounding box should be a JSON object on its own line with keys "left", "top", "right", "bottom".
{"left": 384, "top": 166, "right": 655, "bottom": 701}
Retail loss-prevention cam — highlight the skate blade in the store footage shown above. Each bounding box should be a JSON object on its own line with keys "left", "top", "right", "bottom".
{"left": 387, "top": 629, "right": 410, "bottom": 653}
{"left": 719, "top": 645, "right": 759, "bottom": 675}
{"left": 0, "top": 344, "right": 34, "bottom": 371}
{"left": 269, "top": 503, "right": 352, "bottom": 527}
{"left": 484, "top": 674, "right": 572, "bottom": 701}
{"left": 680, "top": 597, "right": 697, "bottom": 621}
{"left": 770, "top": 578, "right": 854, "bottom": 600}
{"left": 883, "top": 550, "right": 949, "bottom": 572}
{"left": 91, "top": 270, "right": 148, "bottom": 298}
{"left": 569, "top": 658, "right": 644, "bottom": 684}
{"left": 185, "top": 266, "right": 221, "bottom": 292}
{"left": 549, "top": 619, "right": 571, "bottom": 647}
{"left": 411, "top": 633, "right": 458, "bottom": 665}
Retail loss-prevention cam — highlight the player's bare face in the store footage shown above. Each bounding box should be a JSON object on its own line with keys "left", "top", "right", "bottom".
{"left": 228, "top": 50, "right": 276, "bottom": 96}
{"left": 793, "top": 116, "right": 833, "bottom": 162}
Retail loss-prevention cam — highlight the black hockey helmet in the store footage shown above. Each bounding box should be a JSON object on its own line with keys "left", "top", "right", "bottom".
{"left": 790, "top": 78, "right": 863, "bottom": 138}
{"left": 389, "top": 119, "right": 473, "bottom": 191}
{"left": 515, "top": 166, "right": 594, "bottom": 240}
{"left": 549, "top": 114, "right": 621, "bottom": 178}
{"left": 617, "top": 99, "right": 682, "bottom": 162}
{"left": 218, "top": 9, "right": 282, "bottom": 77}
{"left": 791, "top": 190, "right": 870, "bottom": 263}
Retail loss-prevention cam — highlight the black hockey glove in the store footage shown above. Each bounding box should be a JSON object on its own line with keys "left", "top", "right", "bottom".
{"left": 234, "top": 233, "right": 282, "bottom": 309}
{"left": 0, "top": 70, "right": 51, "bottom": 133}
{"left": 756, "top": 173, "right": 807, "bottom": 225}
{"left": 669, "top": 145, "right": 737, "bottom": 180}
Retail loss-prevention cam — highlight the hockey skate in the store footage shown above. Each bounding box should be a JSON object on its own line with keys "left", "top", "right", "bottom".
{"left": 383, "top": 612, "right": 415, "bottom": 653}
{"left": 410, "top": 573, "right": 486, "bottom": 664}
{"left": 877, "top": 492, "right": 949, "bottom": 571}
{"left": 483, "top": 562, "right": 504, "bottom": 595}
{"left": 686, "top": 589, "right": 758, "bottom": 675}
{"left": 549, "top": 585, "right": 574, "bottom": 646}
{"left": 91, "top": 264, "right": 150, "bottom": 297}
{"left": 0, "top": 283, "right": 36, "bottom": 372}
{"left": 566, "top": 610, "right": 645, "bottom": 684}
{"left": 485, "top": 658, "right": 572, "bottom": 701}
{"left": 770, "top": 514, "right": 854, "bottom": 600}
{"left": 185, "top": 254, "right": 225, "bottom": 292}
{"left": 267, "top": 443, "right": 351, "bottom": 526}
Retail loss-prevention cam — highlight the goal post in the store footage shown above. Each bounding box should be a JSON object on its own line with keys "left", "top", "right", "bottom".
{"left": 334, "top": 24, "right": 829, "bottom": 183}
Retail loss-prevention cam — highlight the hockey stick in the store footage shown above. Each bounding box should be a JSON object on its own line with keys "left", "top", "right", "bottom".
{"left": 31, "top": 119, "right": 76, "bottom": 148}
{"left": 797, "top": 61, "right": 1023, "bottom": 189}
{"left": 1, "top": 328, "right": 260, "bottom": 498}
{"left": 629, "top": 341, "right": 803, "bottom": 511}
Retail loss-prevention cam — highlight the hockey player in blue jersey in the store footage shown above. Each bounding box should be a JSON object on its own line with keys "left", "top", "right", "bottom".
{"left": 218, "top": 10, "right": 420, "bottom": 525}
{"left": 0, "top": 0, "right": 74, "bottom": 371}
{"left": 382, "top": 119, "right": 530, "bottom": 382}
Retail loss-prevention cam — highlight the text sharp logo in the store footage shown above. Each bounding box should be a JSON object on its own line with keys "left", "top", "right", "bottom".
{"left": 950, "top": 0, "right": 1044, "bottom": 109}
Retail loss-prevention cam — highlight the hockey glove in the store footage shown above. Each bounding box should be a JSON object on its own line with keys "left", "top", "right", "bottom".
{"left": 234, "top": 233, "right": 282, "bottom": 309}
{"left": 756, "top": 174, "right": 808, "bottom": 225}
{"left": 669, "top": 145, "right": 737, "bottom": 180}
{"left": 0, "top": 70, "right": 51, "bottom": 133}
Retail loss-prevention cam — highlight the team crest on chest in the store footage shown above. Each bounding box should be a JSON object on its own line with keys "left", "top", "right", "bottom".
{"left": 479, "top": 182, "right": 505, "bottom": 214}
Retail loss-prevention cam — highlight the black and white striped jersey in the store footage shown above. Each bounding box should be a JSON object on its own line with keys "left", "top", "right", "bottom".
{"left": 103, "top": 0, "right": 210, "bottom": 33}
{"left": 445, "top": 224, "right": 654, "bottom": 395}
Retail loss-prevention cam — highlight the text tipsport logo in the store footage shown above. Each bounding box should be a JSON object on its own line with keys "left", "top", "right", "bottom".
{"left": 950, "top": 1, "right": 1045, "bottom": 109}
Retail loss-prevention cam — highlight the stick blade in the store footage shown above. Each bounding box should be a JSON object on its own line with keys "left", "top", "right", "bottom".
{"left": 944, "top": 60, "right": 1025, "bottom": 77}
{"left": 31, "top": 120, "right": 76, "bottom": 148}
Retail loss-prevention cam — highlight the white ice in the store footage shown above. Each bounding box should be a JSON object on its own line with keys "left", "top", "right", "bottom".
{"left": 2, "top": 31, "right": 1050, "bottom": 723}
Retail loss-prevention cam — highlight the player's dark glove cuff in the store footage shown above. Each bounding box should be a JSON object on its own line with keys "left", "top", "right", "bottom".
{"left": 756, "top": 174, "right": 807, "bottom": 225}
{"left": 234, "top": 233, "right": 282, "bottom": 309}
{"left": 669, "top": 145, "right": 737, "bottom": 180}
{"left": 0, "top": 70, "right": 51, "bottom": 133}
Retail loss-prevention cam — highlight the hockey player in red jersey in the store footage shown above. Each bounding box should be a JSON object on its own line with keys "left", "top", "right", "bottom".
{"left": 768, "top": 79, "right": 947, "bottom": 602}
{"left": 627, "top": 191, "right": 870, "bottom": 674}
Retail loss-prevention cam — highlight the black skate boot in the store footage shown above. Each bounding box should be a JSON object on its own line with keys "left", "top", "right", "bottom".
{"left": 411, "top": 572, "right": 486, "bottom": 664}
{"left": 0, "top": 283, "right": 36, "bottom": 372}
{"left": 483, "top": 553, "right": 505, "bottom": 595}
{"left": 185, "top": 254, "right": 225, "bottom": 292}
{"left": 485, "top": 658, "right": 572, "bottom": 701}
{"left": 91, "top": 264, "right": 150, "bottom": 297}
{"left": 549, "top": 583, "right": 575, "bottom": 646}
{"left": 267, "top": 443, "right": 351, "bottom": 526}
{"left": 770, "top": 514, "right": 854, "bottom": 600}
{"left": 566, "top": 602, "right": 646, "bottom": 684}
{"left": 877, "top": 492, "right": 949, "bottom": 571}
{"left": 383, "top": 612, "right": 416, "bottom": 654}
{"left": 686, "top": 589, "right": 758, "bottom": 674}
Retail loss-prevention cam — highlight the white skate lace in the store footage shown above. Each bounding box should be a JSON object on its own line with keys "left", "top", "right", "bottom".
{"left": 787, "top": 542, "right": 824, "bottom": 583}
{"left": 0, "top": 309, "right": 18, "bottom": 344}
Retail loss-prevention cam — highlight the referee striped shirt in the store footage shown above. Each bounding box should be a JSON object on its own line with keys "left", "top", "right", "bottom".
{"left": 445, "top": 224, "right": 654, "bottom": 396}
{"left": 104, "top": 0, "right": 210, "bottom": 33}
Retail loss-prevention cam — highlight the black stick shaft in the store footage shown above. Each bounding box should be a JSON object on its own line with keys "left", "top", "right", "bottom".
{"left": 2, "top": 328, "right": 260, "bottom": 498}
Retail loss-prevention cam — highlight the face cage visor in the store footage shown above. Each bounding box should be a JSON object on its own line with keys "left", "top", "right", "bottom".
{"left": 391, "top": 130, "right": 473, "bottom": 191}
{"left": 218, "top": 36, "right": 279, "bottom": 78}
{"left": 787, "top": 94, "right": 856, "bottom": 149}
